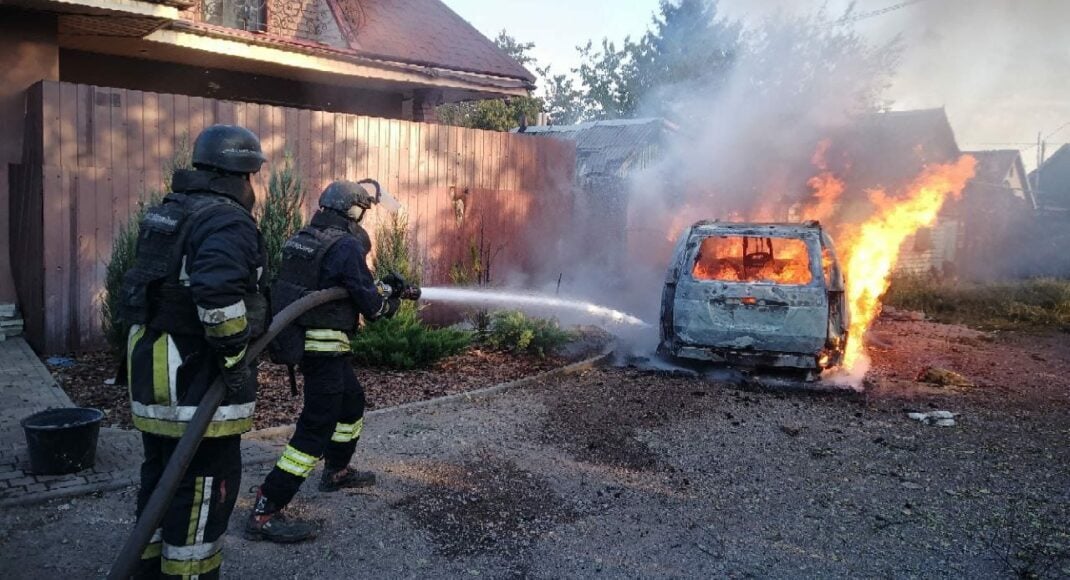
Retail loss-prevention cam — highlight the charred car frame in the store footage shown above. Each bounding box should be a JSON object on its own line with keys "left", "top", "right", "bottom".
{"left": 659, "top": 221, "right": 848, "bottom": 371}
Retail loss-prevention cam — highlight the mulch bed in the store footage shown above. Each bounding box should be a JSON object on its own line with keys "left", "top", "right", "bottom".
{"left": 46, "top": 340, "right": 604, "bottom": 431}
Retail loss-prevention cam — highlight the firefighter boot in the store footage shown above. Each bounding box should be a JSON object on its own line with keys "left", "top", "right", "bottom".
{"left": 244, "top": 488, "right": 318, "bottom": 543}
{"left": 318, "top": 466, "right": 377, "bottom": 492}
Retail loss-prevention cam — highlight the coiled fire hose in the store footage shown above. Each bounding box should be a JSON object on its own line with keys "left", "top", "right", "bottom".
{"left": 107, "top": 287, "right": 348, "bottom": 580}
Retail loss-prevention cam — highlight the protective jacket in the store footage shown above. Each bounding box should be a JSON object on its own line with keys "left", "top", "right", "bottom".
{"left": 270, "top": 210, "right": 387, "bottom": 358}
{"left": 121, "top": 169, "right": 266, "bottom": 438}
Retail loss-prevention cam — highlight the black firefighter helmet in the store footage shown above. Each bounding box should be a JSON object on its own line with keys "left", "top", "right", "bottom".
{"left": 192, "top": 125, "right": 267, "bottom": 175}
{"left": 319, "top": 179, "right": 381, "bottom": 223}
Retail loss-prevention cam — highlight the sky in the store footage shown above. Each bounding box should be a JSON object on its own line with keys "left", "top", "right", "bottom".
{"left": 443, "top": 0, "right": 1070, "bottom": 170}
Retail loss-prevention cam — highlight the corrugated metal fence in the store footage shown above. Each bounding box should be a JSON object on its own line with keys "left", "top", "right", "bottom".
{"left": 12, "top": 81, "right": 576, "bottom": 353}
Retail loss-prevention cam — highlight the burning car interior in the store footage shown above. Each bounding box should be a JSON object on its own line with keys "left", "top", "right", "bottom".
{"left": 691, "top": 235, "right": 815, "bottom": 285}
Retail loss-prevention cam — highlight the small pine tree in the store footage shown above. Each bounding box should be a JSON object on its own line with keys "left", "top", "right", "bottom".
{"left": 350, "top": 307, "right": 471, "bottom": 370}
{"left": 101, "top": 141, "right": 192, "bottom": 357}
{"left": 373, "top": 210, "right": 421, "bottom": 285}
{"left": 258, "top": 151, "right": 305, "bottom": 283}
{"left": 486, "top": 310, "right": 573, "bottom": 357}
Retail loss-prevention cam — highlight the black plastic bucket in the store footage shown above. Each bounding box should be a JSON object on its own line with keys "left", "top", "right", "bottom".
{"left": 20, "top": 407, "right": 104, "bottom": 475}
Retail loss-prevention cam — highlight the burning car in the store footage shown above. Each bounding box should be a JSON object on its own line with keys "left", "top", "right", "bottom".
{"left": 659, "top": 221, "right": 848, "bottom": 372}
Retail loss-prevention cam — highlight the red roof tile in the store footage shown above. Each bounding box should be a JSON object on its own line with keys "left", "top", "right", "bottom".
{"left": 334, "top": 0, "right": 535, "bottom": 84}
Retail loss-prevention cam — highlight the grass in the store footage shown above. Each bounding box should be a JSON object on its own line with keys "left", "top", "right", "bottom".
{"left": 884, "top": 276, "right": 1070, "bottom": 331}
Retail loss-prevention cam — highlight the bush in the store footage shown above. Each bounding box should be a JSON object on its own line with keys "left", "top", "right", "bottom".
{"left": 101, "top": 142, "right": 191, "bottom": 357}
{"left": 486, "top": 310, "right": 573, "bottom": 357}
{"left": 350, "top": 307, "right": 472, "bottom": 370}
{"left": 885, "top": 276, "right": 1070, "bottom": 330}
{"left": 101, "top": 195, "right": 158, "bottom": 356}
{"left": 352, "top": 206, "right": 471, "bottom": 369}
{"left": 258, "top": 151, "right": 305, "bottom": 283}
{"left": 373, "top": 210, "right": 421, "bottom": 285}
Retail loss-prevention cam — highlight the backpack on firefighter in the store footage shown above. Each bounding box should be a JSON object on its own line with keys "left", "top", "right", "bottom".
{"left": 268, "top": 226, "right": 360, "bottom": 368}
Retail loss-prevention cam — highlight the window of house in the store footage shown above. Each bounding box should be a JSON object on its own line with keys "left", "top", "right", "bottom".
{"left": 204, "top": 0, "right": 267, "bottom": 33}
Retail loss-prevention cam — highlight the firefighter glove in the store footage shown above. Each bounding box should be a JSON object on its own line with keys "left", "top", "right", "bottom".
{"left": 220, "top": 352, "right": 253, "bottom": 401}
{"left": 382, "top": 297, "right": 402, "bottom": 319}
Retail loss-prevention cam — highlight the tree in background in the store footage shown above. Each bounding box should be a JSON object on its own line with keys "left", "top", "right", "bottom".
{"left": 536, "top": 65, "right": 585, "bottom": 126}
{"left": 438, "top": 31, "right": 545, "bottom": 132}
{"left": 438, "top": 1, "right": 898, "bottom": 129}
{"left": 576, "top": 0, "right": 741, "bottom": 120}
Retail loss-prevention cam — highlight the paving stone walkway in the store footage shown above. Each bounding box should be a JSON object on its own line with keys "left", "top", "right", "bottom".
{"left": 0, "top": 338, "right": 282, "bottom": 507}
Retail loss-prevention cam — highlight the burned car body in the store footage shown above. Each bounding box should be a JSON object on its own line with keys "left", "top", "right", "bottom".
{"left": 659, "top": 221, "right": 848, "bottom": 370}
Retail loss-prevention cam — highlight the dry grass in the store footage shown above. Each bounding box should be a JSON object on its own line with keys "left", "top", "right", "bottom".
{"left": 885, "top": 276, "right": 1070, "bottom": 331}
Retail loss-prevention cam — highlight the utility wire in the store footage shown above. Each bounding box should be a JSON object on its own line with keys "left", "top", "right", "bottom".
{"left": 1043, "top": 121, "right": 1070, "bottom": 141}
{"left": 833, "top": 0, "right": 932, "bottom": 24}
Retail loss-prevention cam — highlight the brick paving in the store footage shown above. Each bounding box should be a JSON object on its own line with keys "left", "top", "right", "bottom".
{"left": 0, "top": 338, "right": 286, "bottom": 507}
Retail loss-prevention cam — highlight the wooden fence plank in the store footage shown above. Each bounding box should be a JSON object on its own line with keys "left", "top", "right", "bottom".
{"left": 156, "top": 92, "right": 175, "bottom": 181}
{"left": 189, "top": 96, "right": 206, "bottom": 143}
{"left": 58, "top": 83, "right": 78, "bottom": 171}
{"left": 76, "top": 84, "right": 92, "bottom": 168}
{"left": 334, "top": 113, "right": 346, "bottom": 183}
{"left": 172, "top": 93, "right": 190, "bottom": 162}
{"left": 126, "top": 90, "right": 146, "bottom": 216}
{"left": 356, "top": 115, "right": 370, "bottom": 179}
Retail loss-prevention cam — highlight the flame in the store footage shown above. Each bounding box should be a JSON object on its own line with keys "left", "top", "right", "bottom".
{"left": 801, "top": 139, "right": 846, "bottom": 223}
{"left": 802, "top": 172, "right": 845, "bottom": 223}
{"left": 838, "top": 155, "right": 977, "bottom": 370}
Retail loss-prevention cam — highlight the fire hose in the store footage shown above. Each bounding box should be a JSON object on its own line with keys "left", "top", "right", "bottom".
{"left": 107, "top": 287, "right": 348, "bottom": 580}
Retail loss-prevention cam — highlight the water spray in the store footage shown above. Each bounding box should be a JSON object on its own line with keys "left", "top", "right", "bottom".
{"left": 420, "top": 287, "right": 649, "bottom": 327}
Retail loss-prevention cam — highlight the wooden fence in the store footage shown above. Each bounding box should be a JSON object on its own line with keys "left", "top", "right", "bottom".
{"left": 12, "top": 81, "right": 576, "bottom": 353}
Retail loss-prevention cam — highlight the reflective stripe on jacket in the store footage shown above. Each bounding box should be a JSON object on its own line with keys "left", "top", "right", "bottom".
{"left": 127, "top": 325, "right": 255, "bottom": 438}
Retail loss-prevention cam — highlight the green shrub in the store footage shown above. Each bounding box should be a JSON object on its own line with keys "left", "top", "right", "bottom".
{"left": 258, "top": 151, "right": 305, "bottom": 283}
{"left": 352, "top": 206, "right": 470, "bottom": 369}
{"left": 101, "top": 195, "right": 158, "bottom": 356}
{"left": 885, "top": 276, "right": 1070, "bottom": 330}
{"left": 486, "top": 310, "right": 573, "bottom": 357}
{"left": 101, "top": 141, "right": 191, "bottom": 357}
{"left": 373, "top": 210, "right": 421, "bottom": 285}
{"left": 350, "top": 307, "right": 472, "bottom": 370}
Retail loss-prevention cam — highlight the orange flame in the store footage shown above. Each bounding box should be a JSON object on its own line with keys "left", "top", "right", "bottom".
{"left": 838, "top": 155, "right": 977, "bottom": 370}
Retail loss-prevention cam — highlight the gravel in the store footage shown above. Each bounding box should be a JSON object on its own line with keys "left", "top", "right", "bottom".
{"left": 7, "top": 320, "right": 1069, "bottom": 578}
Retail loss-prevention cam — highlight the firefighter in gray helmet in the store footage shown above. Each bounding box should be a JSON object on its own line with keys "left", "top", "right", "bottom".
{"left": 247, "top": 179, "right": 419, "bottom": 543}
{"left": 120, "top": 125, "right": 267, "bottom": 578}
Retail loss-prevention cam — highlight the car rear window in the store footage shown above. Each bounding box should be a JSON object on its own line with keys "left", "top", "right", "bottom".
{"left": 691, "top": 236, "right": 813, "bottom": 285}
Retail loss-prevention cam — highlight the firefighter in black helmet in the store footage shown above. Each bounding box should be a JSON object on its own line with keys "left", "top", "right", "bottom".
{"left": 119, "top": 125, "right": 267, "bottom": 578}
{"left": 245, "top": 179, "right": 418, "bottom": 543}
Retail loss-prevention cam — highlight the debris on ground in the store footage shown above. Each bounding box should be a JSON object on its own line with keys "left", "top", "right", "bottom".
{"left": 907, "top": 410, "right": 957, "bottom": 426}
{"left": 45, "top": 356, "right": 77, "bottom": 368}
{"left": 916, "top": 366, "right": 974, "bottom": 388}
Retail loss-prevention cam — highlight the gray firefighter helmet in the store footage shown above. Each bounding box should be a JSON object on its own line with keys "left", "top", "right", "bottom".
{"left": 318, "top": 179, "right": 381, "bottom": 222}
{"left": 191, "top": 125, "right": 267, "bottom": 175}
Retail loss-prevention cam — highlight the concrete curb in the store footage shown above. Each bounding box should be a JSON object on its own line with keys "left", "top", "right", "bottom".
{"left": 1, "top": 350, "right": 612, "bottom": 507}
{"left": 0, "top": 474, "right": 138, "bottom": 509}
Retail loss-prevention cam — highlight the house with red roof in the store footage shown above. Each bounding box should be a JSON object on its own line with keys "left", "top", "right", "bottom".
{"left": 0, "top": 0, "right": 570, "bottom": 351}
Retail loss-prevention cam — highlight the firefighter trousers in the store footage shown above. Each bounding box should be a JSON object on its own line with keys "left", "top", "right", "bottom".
{"left": 260, "top": 354, "right": 365, "bottom": 508}
{"left": 134, "top": 433, "right": 241, "bottom": 580}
